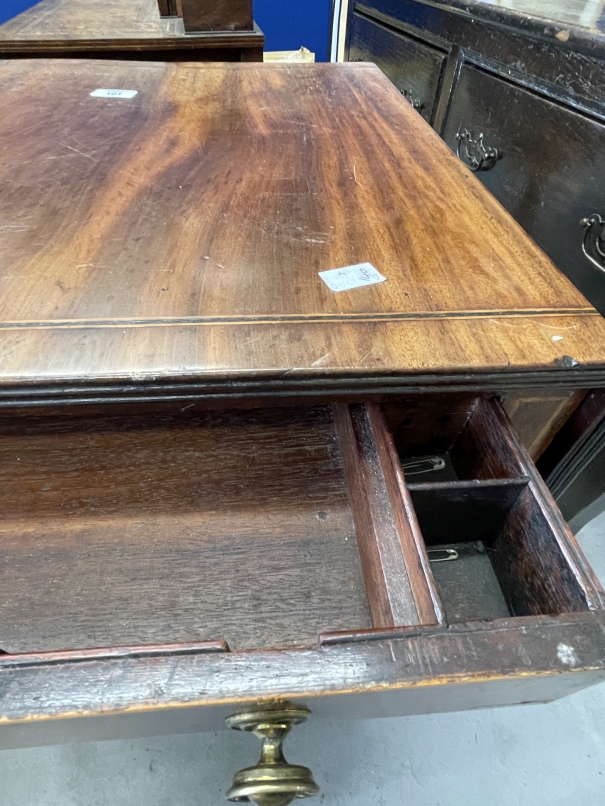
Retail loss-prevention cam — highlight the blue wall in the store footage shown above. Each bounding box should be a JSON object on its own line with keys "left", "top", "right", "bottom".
{"left": 0, "top": 0, "right": 40, "bottom": 25}
{"left": 254, "top": 0, "right": 332, "bottom": 62}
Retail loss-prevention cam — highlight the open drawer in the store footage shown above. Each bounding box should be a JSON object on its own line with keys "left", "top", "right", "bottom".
{"left": 0, "top": 395, "right": 602, "bottom": 654}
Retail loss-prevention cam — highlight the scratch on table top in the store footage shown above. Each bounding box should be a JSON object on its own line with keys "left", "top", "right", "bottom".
{"left": 59, "top": 143, "right": 99, "bottom": 162}
{"left": 311, "top": 353, "right": 332, "bottom": 367}
{"left": 488, "top": 318, "right": 579, "bottom": 331}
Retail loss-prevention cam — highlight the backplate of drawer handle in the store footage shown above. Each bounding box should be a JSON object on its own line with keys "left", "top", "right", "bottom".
{"left": 456, "top": 128, "right": 499, "bottom": 172}
{"left": 399, "top": 87, "right": 424, "bottom": 111}
{"left": 580, "top": 213, "right": 605, "bottom": 274}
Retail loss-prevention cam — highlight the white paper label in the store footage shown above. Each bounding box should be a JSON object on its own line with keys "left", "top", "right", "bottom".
{"left": 319, "top": 262, "right": 385, "bottom": 292}
{"left": 90, "top": 89, "right": 138, "bottom": 99}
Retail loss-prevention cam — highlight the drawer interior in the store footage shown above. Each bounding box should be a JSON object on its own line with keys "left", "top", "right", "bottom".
{"left": 388, "top": 397, "right": 600, "bottom": 622}
{"left": 0, "top": 396, "right": 601, "bottom": 658}
{"left": 0, "top": 407, "right": 375, "bottom": 654}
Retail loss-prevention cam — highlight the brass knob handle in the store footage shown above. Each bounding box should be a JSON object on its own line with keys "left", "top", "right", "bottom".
{"left": 580, "top": 213, "right": 605, "bottom": 274}
{"left": 226, "top": 706, "right": 319, "bottom": 806}
{"left": 456, "top": 128, "right": 499, "bottom": 171}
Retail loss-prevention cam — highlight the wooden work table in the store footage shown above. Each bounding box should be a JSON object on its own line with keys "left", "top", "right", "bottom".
{"left": 0, "top": 0, "right": 264, "bottom": 61}
{"left": 1, "top": 59, "right": 605, "bottom": 801}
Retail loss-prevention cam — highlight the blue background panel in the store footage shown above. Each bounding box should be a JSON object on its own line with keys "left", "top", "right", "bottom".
{"left": 254, "top": 0, "right": 332, "bottom": 62}
{"left": 0, "top": 0, "right": 40, "bottom": 25}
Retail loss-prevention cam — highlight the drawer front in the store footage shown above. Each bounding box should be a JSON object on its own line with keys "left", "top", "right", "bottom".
{"left": 442, "top": 64, "right": 605, "bottom": 315}
{"left": 348, "top": 13, "right": 446, "bottom": 123}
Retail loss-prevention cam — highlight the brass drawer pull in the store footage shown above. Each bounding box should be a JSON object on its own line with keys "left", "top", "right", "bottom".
{"left": 226, "top": 706, "right": 319, "bottom": 805}
{"left": 456, "top": 128, "right": 499, "bottom": 171}
{"left": 580, "top": 213, "right": 605, "bottom": 273}
{"left": 399, "top": 88, "right": 425, "bottom": 111}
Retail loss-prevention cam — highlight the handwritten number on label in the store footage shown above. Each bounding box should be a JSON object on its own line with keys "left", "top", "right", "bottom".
{"left": 319, "top": 263, "right": 386, "bottom": 292}
{"left": 90, "top": 89, "right": 138, "bottom": 99}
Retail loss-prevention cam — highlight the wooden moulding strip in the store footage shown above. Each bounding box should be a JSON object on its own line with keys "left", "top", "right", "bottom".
{"left": 333, "top": 403, "right": 444, "bottom": 629}
{"left": 488, "top": 398, "right": 605, "bottom": 614}
{"left": 366, "top": 402, "right": 445, "bottom": 625}
{"left": 0, "top": 641, "right": 229, "bottom": 669}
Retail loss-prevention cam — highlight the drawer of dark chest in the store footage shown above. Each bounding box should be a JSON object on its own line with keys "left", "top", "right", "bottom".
{"left": 347, "top": 12, "right": 446, "bottom": 123}
{"left": 441, "top": 63, "right": 605, "bottom": 315}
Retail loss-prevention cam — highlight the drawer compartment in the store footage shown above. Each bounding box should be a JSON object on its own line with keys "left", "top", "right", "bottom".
{"left": 411, "top": 481, "right": 586, "bottom": 622}
{"left": 442, "top": 64, "right": 605, "bottom": 314}
{"left": 387, "top": 396, "right": 603, "bottom": 623}
{"left": 0, "top": 406, "right": 379, "bottom": 654}
{"left": 348, "top": 12, "right": 446, "bottom": 123}
{"left": 0, "top": 403, "right": 440, "bottom": 656}
{"left": 0, "top": 397, "right": 602, "bottom": 661}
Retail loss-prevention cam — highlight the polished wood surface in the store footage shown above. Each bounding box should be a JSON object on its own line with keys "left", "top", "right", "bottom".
{"left": 345, "top": 0, "right": 605, "bottom": 525}
{"left": 334, "top": 402, "right": 441, "bottom": 627}
{"left": 0, "top": 0, "right": 187, "bottom": 40}
{"left": 3, "top": 57, "right": 605, "bottom": 761}
{"left": 441, "top": 63, "right": 605, "bottom": 316}
{"left": 0, "top": 0, "right": 264, "bottom": 59}
{"left": 0, "top": 613, "right": 603, "bottom": 743}
{"left": 348, "top": 4, "right": 605, "bottom": 315}
{"left": 0, "top": 59, "right": 604, "bottom": 396}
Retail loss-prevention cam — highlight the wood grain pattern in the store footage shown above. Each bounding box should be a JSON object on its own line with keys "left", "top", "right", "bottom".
{"left": 492, "top": 484, "right": 592, "bottom": 616}
{"left": 363, "top": 403, "right": 443, "bottom": 624}
{"left": 334, "top": 403, "right": 408, "bottom": 627}
{"left": 477, "top": 398, "right": 605, "bottom": 611}
{"left": 1, "top": 56, "right": 605, "bottom": 749}
{"left": 0, "top": 0, "right": 263, "bottom": 59}
{"left": 0, "top": 406, "right": 372, "bottom": 653}
{"left": 407, "top": 477, "right": 592, "bottom": 619}
{"left": 1, "top": 613, "right": 604, "bottom": 734}
{"left": 334, "top": 403, "right": 437, "bottom": 628}
{"left": 180, "top": 0, "right": 253, "bottom": 32}
{"left": 383, "top": 395, "right": 477, "bottom": 457}
{"left": 0, "top": 60, "right": 603, "bottom": 395}
{"left": 0, "top": 0, "right": 185, "bottom": 40}
{"left": 502, "top": 390, "right": 586, "bottom": 459}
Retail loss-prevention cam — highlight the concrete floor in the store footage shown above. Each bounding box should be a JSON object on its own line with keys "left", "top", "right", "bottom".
{"left": 1, "top": 511, "right": 605, "bottom": 806}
